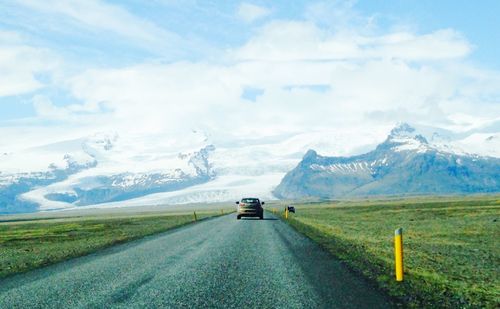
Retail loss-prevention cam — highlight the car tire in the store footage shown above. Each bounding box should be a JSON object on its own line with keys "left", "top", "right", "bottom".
{"left": 237, "top": 215, "right": 241, "bottom": 220}
{"left": 259, "top": 214, "right": 264, "bottom": 220}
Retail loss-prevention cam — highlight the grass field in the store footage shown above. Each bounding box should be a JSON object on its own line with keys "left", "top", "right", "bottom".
{"left": 0, "top": 209, "right": 226, "bottom": 279}
{"left": 274, "top": 196, "right": 500, "bottom": 308}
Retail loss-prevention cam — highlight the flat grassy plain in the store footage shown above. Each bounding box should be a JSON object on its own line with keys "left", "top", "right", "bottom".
{"left": 0, "top": 209, "right": 226, "bottom": 279}
{"left": 275, "top": 196, "right": 500, "bottom": 308}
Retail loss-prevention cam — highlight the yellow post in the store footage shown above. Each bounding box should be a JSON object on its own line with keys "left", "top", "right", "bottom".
{"left": 394, "top": 228, "right": 404, "bottom": 282}
{"left": 194, "top": 211, "right": 198, "bottom": 222}
{"left": 285, "top": 208, "right": 289, "bottom": 219}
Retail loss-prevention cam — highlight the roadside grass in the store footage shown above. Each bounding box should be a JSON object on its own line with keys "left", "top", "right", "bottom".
{"left": 274, "top": 197, "right": 500, "bottom": 308}
{"left": 0, "top": 210, "right": 226, "bottom": 278}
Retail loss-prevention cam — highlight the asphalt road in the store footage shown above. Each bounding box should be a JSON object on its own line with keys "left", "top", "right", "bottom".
{"left": 0, "top": 213, "right": 394, "bottom": 308}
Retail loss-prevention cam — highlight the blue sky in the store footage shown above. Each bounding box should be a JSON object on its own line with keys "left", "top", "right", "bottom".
{"left": 0, "top": 0, "right": 499, "bottom": 143}
{"left": 357, "top": 0, "right": 500, "bottom": 69}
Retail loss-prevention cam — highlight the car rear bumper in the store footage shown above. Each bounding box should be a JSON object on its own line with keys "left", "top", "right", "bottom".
{"left": 238, "top": 209, "right": 262, "bottom": 217}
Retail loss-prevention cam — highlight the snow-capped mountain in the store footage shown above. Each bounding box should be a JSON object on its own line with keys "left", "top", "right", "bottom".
{"left": 0, "top": 131, "right": 217, "bottom": 213}
{"left": 29, "top": 144, "right": 216, "bottom": 208}
{"left": 274, "top": 123, "right": 500, "bottom": 199}
{"left": 1, "top": 123, "right": 499, "bottom": 213}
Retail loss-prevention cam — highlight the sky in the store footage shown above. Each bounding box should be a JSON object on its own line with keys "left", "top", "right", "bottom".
{"left": 1, "top": 0, "right": 500, "bottom": 149}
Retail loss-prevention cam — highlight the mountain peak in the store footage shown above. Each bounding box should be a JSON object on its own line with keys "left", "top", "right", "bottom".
{"left": 384, "top": 123, "right": 429, "bottom": 149}
{"left": 389, "top": 122, "right": 416, "bottom": 138}
{"left": 303, "top": 149, "right": 318, "bottom": 160}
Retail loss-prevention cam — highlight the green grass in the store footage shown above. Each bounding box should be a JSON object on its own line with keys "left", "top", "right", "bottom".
{"left": 0, "top": 210, "right": 224, "bottom": 279}
{"left": 275, "top": 196, "right": 500, "bottom": 308}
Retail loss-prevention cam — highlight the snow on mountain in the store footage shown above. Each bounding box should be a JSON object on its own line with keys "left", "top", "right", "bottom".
{"left": 17, "top": 132, "right": 217, "bottom": 211}
{"left": 380, "top": 122, "right": 500, "bottom": 158}
{"left": 1, "top": 123, "right": 499, "bottom": 213}
{"left": 456, "top": 133, "right": 500, "bottom": 158}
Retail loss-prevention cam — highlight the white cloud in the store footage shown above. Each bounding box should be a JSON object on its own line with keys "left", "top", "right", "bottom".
{"left": 49, "top": 17, "right": 497, "bottom": 140}
{"left": 16, "top": 0, "right": 184, "bottom": 54}
{"left": 31, "top": 92, "right": 109, "bottom": 127}
{"left": 305, "top": 0, "right": 362, "bottom": 30}
{"left": 237, "top": 2, "right": 271, "bottom": 23}
{"left": 2, "top": 2, "right": 498, "bottom": 147}
{"left": 33, "top": 95, "right": 69, "bottom": 119}
{"left": 370, "top": 29, "right": 472, "bottom": 60}
{"left": 235, "top": 21, "right": 471, "bottom": 61}
{"left": 0, "top": 31, "right": 59, "bottom": 97}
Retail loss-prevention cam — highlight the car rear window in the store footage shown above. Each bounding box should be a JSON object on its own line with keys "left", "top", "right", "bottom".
{"left": 241, "top": 198, "right": 259, "bottom": 203}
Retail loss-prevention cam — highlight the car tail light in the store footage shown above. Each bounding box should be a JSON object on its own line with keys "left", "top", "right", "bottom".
{"left": 239, "top": 203, "right": 246, "bottom": 207}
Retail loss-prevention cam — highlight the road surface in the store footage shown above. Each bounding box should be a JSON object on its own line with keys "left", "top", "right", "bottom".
{"left": 0, "top": 213, "right": 394, "bottom": 308}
